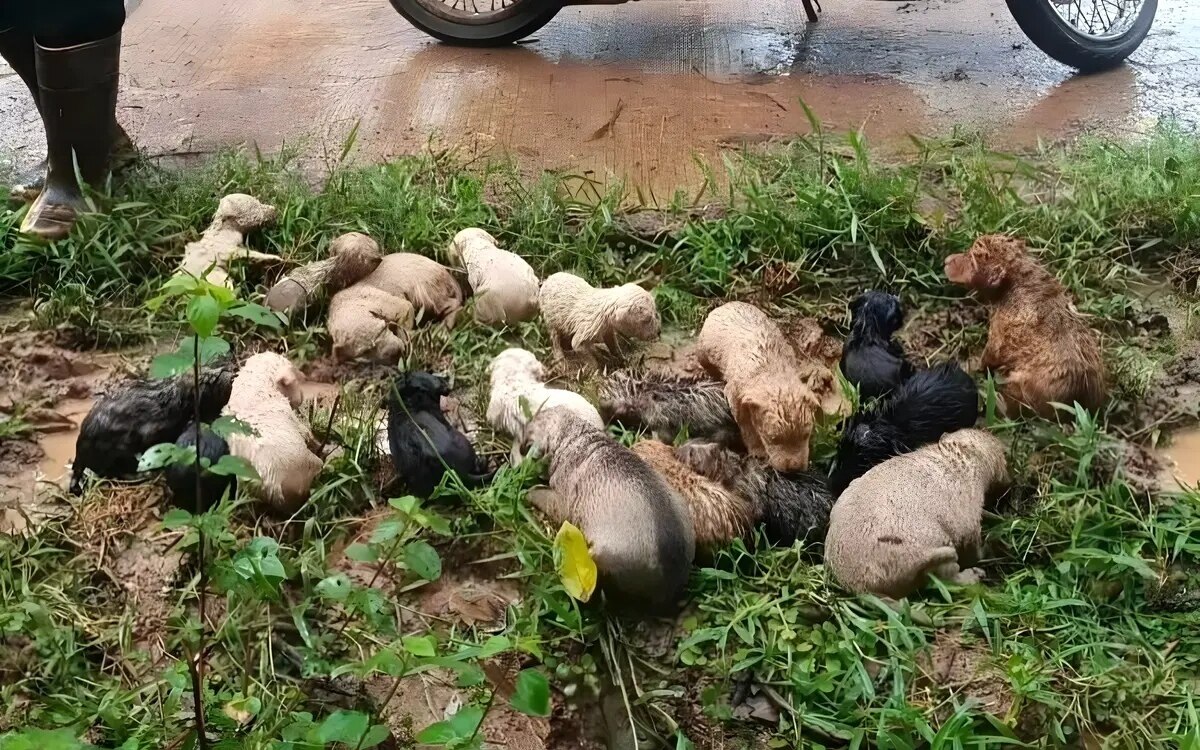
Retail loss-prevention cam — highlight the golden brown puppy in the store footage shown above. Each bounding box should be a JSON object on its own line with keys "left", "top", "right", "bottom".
{"left": 944, "top": 235, "right": 1106, "bottom": 417}
{"left": 824, "top": 429, "right": 1009, "bottom": 600}
{"left": 632, "top": 439, "right": 757, "bottom": 555}
{"left": 360, "top": 253, "right": 463, "bottom": 328}
{"left": 697, "top": 302, "right": 820, "bottom": 471}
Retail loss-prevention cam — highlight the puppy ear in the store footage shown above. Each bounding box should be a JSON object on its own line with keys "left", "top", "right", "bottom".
{"left": 276, "top": 368, "right": 303, "bottom": 408}
{"left": 981, "top": 263, "right": 1007, "bottom": 289}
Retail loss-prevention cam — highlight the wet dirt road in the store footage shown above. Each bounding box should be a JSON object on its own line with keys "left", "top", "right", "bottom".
{"left": 1, "top": 0, "right": 1197, "bottom": 194}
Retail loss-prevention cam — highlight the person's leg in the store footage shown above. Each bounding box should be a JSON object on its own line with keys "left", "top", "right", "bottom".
{"left": 0, "top": 7, "right": 49, "bottom": 200}
{"left": 21, "top": 0, "right": 129, "bottom": 239}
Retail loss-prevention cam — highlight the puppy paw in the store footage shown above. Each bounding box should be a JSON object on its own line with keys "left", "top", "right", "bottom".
{"left": 953, "top": 567, "right": 985, "bottom": 586}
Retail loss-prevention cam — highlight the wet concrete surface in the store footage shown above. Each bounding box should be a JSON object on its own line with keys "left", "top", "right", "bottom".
{"left": 1, "top": 0, "right": 1197, "bottom": 193}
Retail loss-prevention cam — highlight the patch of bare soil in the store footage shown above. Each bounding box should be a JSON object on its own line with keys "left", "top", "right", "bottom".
{"left": 1135, "top": 343, "right": 1200, "bottom": 432}
{"left": 899, "top": 303, "right": 991, "bottom": 367}
{"left": 69, "top": 482, "right": 184, "bottom": 660}
{"left": 913, "top": 632, "right": 1014, "bottom": 722}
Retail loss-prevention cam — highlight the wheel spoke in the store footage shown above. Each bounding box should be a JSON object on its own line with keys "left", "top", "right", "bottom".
{"left": 1048, "top": 0, "right": 1144, "bottom": 40}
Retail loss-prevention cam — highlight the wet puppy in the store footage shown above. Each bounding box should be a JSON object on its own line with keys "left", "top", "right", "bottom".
{"left": 486, "top": 348, "right": 603, "bottom": 463}
{"left": 388, "top": 371, "right": 491, "bottom": 498}
{"left": 164, "top": 421, "right": 235, "bottom": 511}
{"left": 223, "top": 353, "right": 324, "bottom": 515}
{"left": 697, "top": 302, "right": 820, "bottom": 471}
{"left": 70, "top": 362, "right": 236, "bottom": 494}
{"left": 824, "top": 429, "right": 1009, "bottom": 599}
{"left": 829, "top": 361, "right": 979, "bottom": 498}
{"left": 599, "top": 371, "right": 740, "bottom": 447}
{"left": 840, "top": 291, "right": 914, "bottom": 400}
{"left": 674, "top": 440, "right": 833, "bottom": 548}
{"left": 632, "top": 439, "right": 756, "bottom": 556}
{"left": 945, "top": 234, "right": 1106, "bottom": 417}
{"left": 524, "top": 408, "right": 695, "bottom": 613}
{"left": 539, "top": 272, "right": 661, "bottom": 367}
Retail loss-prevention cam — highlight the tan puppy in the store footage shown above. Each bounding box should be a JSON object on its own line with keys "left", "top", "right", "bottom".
{"left": 539, "top": 272, "right": 661, "bottom": 367}
{"left": 945, "top": 234, "right": 1106, "bottom": 417}
{"left": 697, "top": 302, "right": 820, "bottom": 472}
{"left": 632, "top": 439, "right": 756, "bottom": 555}
{"left": 486, "top": 348, "right": 603, "bottom": 463}
{"left": 524, "top": 408, "right": 695, "bottom": 613}
{"left": 223, "top": 353, "right": 324, "bottom": 515}
{"left": 328, "top": 284, "right": 415, "bottom": 364}
{"left": 266, "top": 232, "right": 384, "bottom": 316}
{"left": 824, "top": 429, "right": 1009, "bottom": 599}
{"left": 449, "top": 228, "right": 540, "bottom": 325}
{"left": 360, "top": 253, "right": 463, "bottom": 328}
{"left": 178, "top": 194, "right": 281, "bottom": 289}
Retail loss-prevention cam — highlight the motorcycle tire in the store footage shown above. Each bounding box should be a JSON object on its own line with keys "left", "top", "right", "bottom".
{"left": 1006, "top": 0, "right": 1157, "bottom": 73}
{"left": 388, "top": 0, "right": 563, "bottom": 46}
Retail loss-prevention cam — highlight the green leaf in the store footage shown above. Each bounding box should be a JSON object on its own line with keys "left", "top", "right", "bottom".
{"left": 369, "top": 519, "right": 406, "bottom": 544}
{"left": 416, "top": 705, "right": 484, "bottom": 745}
{"left": 359, "top": 724, "right": 390, "bottom": 749}
{"left": 0, "top": 729, "right": 96, "bottom": 750}
{"left": 226, "top": 301, "right": 284, "bottom": 329}
{"left": 388, "top": 495, "right": 421, "bottom": 515}
{"left": 197, "top": 335, "right": 231, "bottom": 365}
{"left": 345, "top": 543, "right": 378, "bottom": 563}
{"left": 187, "top": 295, "right": 221, "bottom": 338}
{"left": 162, "top": 508, "right": 194, "bottom": 530}
{"left": 401, "top": 635, "right": 437, "bottom": 658}
{"left": 316, "top": 575, "right": 352, "bottom": 602}
{"left": 210, "top": 415, "right": 255, "bottom": 439}
{"left": 402, "top": 540, "right": 442, "bottom": 581}
{"left": 478, "top": 635, "right": 511, "bottom": 658}
{"left": 315, "top": 710, "right": 370, "bottom": 745}
{"left": 675, "top": 731, "right": 696, "bottom": 750}
{"left": 554, "top": 521, "right": 597, "bottom": 602}
{"left": 455, "top": 663, "right": 486, "bottom": 687}
{"left": 138, "top": 442, "right": 193, "bottom": 472}
{"left": 149, "top": 349, "right": 194, "bottom": 379}
{"left": 209, "top": 454, "right": 259, "bottom": 480}
{"left": 510, "top": 669, "right": 551, "bottom": 717}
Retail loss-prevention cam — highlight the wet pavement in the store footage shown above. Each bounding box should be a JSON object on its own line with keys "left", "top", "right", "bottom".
{"left": 1, "top": 0, "right": 1197, "bottom": 194}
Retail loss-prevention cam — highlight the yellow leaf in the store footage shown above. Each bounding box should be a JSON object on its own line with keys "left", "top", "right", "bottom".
{"left": 554, "top": 521, "right": 597, "bottom": 603}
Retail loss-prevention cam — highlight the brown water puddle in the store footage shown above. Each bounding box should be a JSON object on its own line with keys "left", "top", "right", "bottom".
{"left": 1159, "top": 428, "right": 1200, "bottom": 491}
{"left": 35, "top": 398, "right": 93, "bottom": 484}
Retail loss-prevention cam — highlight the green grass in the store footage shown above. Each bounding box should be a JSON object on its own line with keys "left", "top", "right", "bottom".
{"left": 2, "top": 125, "right": 1200, "bottom": 749}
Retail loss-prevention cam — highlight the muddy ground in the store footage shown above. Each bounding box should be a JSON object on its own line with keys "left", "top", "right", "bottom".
{"left": 2, "top": 0, "right": 1198, "bottom": 194}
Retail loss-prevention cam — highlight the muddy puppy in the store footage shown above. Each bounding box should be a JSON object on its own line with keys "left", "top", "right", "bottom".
{"left": 824, "top": 429, "right": 1009, "bottom": 599}
{"left": 697, "top": 302, "right": 820, "bottom": 472}
{"left": 266, "top": 232, "right": 384, "bottom": 316}
{"left": 524, "top": 407, "right": 695, "bottom": 613}
{"left": 674, "top": 440, "right": 832, "bottom": 548}
{"left": 328, "top": 284, "right": 416, "bottom": 364}
{"left": 388, "top": 372, "right": 491, "bottom": 498}
{"left": 486, "top": 348, "right": 603, "bottom": 463}
{"left": 360, "top": 253, "right": 463, "bottom": 328}
{"left": 70, "top": 362, "right": 236, "bottom": 494}
{"left": 177, "top": 193, "right": 281, "bottom": 289}
{"left": 449, "top": 228, "right": 540, "bottom": 325}
{"left": 632, "top": 439, "right": 756, "bottom": 556}
{"left": 539, "top": 272, "right": 661, "bottom": 367}
{"left": 841, "top": 291, "right": 914, "bottom": 400}
{"left": 599, "top": 371, "right": 740, "bottom": 447}
{"left": 223, "top": 353, "right": 324, "bottom": 515}
{"left": 944, "top": 234, "right": 1106, "bottom": 417}
{"left": 829, "top": 361, "right": 979, "bottom": 498}
{"left": 164, "top": 421, "right": 235, "bottom": 511}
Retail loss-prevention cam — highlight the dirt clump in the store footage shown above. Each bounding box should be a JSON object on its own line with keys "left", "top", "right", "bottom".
{"left": 1135, "top": 343, "right": 1200, "bottom": 432}
{"left": 913, "top": 632, "right": 1014, "bottom": 721}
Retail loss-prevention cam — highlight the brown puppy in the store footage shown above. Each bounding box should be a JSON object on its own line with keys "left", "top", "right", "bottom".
{"left": 945, "top": 235, "right": 1106, "bottom": 417}
{"left": 632, "top": 439, "right": 756, "bottom": 555}
{"left": 697, "top": 302, "right": 820, "bottom": 471}
{"left": 824, "top": 429, "right": 1009, "bottom": 599}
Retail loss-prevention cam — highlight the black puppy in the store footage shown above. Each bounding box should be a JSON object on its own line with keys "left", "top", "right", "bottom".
{"left": 675, "top": 440, "right": 834, "bottom": 549}
{"left": 70, "top": 362, "right": 236, "bottom": 495}
{"left": 840, "top": 291, "right": 914, "bottom": 401}
{"left": 164, "top": 421, "right": 236, "bottom": 511}
{"left": 828, "top": 361, "right": 979, "bottom": 498}
{"left": 387, "top": 371, "right": 491, "bottom": 498}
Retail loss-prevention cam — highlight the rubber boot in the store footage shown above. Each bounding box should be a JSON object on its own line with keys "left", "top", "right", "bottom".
{"left": 20, "top": 31, "right": 121, "bottom": 241}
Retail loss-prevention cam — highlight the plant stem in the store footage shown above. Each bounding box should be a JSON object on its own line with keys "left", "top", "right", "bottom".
{"left": 189, "top": 332, "right": 209, "bottom": 749}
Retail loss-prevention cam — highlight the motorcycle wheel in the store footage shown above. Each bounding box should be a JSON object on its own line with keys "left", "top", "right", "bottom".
{"left": 1006, "top": 0, "right": 1157, "bottom": 72}
{"left": 389, "top": 0, "right": 562, "bottom": 46}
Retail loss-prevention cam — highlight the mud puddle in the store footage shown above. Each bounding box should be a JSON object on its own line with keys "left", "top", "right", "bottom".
{"left": 1159, "top": 428, "right": 1200, "bottom": 491}
{"left": 35, "top": 398, "right": 93, "bottom": 485}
